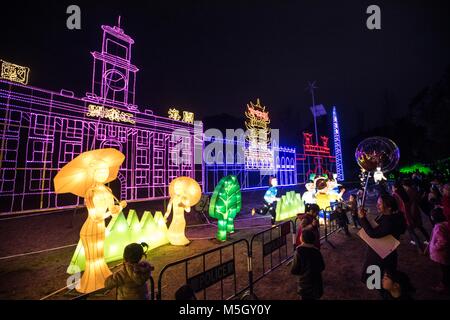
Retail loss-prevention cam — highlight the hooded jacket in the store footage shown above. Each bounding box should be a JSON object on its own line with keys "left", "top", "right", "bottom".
{"left": 429, "top": 221, "right": 450, "bottom": 266}
{"left": 105, "top": 261, "right": 153, "bottom": 300}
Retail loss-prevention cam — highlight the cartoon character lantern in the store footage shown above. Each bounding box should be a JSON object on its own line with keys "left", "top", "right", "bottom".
{"left": 314, "top": 176, "right": 345, "bottom": 210}
{"left": 252, "top": 177, "right": 280, "bottom": 225}
{"left": 164, "top": 177, "right": 202, "bottom": 246}
{"left": 302, "top": 180, "right": 317, "bottom": 205}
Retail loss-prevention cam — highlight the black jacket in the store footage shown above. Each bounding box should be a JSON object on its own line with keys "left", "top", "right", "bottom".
{"left": 291, "top": 245, "right": 325, "bottom": 299}
{"left": 360, "top": 212, "right": 406, "bottom": 282}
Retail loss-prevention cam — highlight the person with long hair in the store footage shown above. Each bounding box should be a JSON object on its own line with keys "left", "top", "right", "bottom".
{"left": 358, "top": 194, "right": 407, "bottom": 284}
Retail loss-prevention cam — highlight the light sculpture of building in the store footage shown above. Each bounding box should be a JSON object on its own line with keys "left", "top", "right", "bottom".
{"left": 0, "top": 22, "right": 202, "bottom": 215}
{"left": 203, "top": 99, "right": 297, "bottom": 193}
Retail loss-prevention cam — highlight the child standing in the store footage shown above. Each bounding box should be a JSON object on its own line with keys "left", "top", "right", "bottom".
{"left": 105, "top": 243, "right": 154, "bottom": 300}
{"left": 295, "top": 204, "right": 321, "bottom": 249}
{"left": 291, "top": 229, "right": 325, "bottom": 300}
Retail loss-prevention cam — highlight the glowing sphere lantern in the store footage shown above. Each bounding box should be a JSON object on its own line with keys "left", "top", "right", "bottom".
{"left": 355, "top": 137, "right": 400, "bottom": 173}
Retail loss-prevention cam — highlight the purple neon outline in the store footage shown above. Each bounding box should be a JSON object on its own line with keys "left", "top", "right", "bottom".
{"left": 0, "top": 22, "right": 202, "bottom": 214}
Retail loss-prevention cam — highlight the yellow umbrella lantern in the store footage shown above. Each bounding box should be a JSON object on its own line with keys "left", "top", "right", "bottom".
{"left": 54, "top": 148, "right": 125, "bottom": 197}
{"left": 54, "top": 148, "right": 126, "bottom": 293}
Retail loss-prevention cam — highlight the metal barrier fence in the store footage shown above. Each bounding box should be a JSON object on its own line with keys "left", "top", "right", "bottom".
{"left": 248, "top": 220, "right": 296, "bottom": 296}
{"left": 52, "top": 210, "right": 344, "bottom": 300}
{"left": 157, "top": 239, "right": 250, "bottom": 300}
{"left": 155, "top": 220, "right": 296, "bottom": 300}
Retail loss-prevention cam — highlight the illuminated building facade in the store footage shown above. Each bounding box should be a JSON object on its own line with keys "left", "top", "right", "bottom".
{"left": 203, "top": 99, "right": 297, "bottom": 192}
{"left": 203, "top": 138, "right": 297, "bottom": 192}
{"left": 244, "top": 99, "right": 274, "bottom": 170}
{"left": 0, "top": 23, "right": 202, "bottom": 215}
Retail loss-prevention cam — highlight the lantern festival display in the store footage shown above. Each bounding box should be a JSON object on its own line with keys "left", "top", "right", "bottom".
{"left": 54, "top": 148, "right": 127, "bottom": 293}
{"left": 164, "top": 177, "right": 202, "bottom": 246}
{"left": 355, "top": 136, "right": 400, "bottom": 208}
{"left": 302, "top": 174, "right": 317, "bottom": 205}
{"left": 67, "top": 209, "right": 169, "bottom": 274}
{"left": 314, "top": 176, "right": 345, "bottom": 211}
{"left": 209, "top": 175, "right": 242, "bottom": 241}
{"left": 274, "top": 191, "right": 305, "bottom": 221}
{"left": 251, "top": 177, "right": 280, "bottom": 225}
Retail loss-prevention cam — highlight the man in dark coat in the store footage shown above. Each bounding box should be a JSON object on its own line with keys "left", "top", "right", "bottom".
{"left": 359, "top": 194, "right": 406, "bottom": 284}
{"left": 291, "top": 229, "right": 325, "bottom": 300}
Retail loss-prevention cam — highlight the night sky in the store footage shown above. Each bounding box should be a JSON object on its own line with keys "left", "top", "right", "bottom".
{"left": 2, "top": 0, "right": 450, "bottom": 150}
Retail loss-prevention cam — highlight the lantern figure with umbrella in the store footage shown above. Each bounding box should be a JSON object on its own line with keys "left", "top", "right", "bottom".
{"left": 54, "top": 148, "right": 127, "bottom": 293}
{"left": 164, "top": 177, "right": 202, "bottom": 246}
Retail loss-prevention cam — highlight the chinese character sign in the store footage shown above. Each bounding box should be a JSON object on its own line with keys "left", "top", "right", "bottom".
{"left": 0, "top": 60, "right": 30, "bottom": 85}
{"left": 168, "top": 108, "right": 194, "bottom": 124}
{"left": 86, "top": 104, "right": 135, "bottom": 124}
{"left": 168, "top": 108, "right": 181, "bottom": 121}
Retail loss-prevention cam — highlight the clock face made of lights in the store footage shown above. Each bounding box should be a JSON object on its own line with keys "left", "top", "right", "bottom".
{"left": 103, "top": 69, "right": 126, "bottom": 91}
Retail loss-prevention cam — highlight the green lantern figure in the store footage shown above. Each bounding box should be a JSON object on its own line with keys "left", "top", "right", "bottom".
{"left": 209, "top": 175, "right": 242, "bottom": 241}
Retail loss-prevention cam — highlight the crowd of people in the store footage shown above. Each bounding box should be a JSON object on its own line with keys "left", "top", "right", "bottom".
{"left": 292, "top": 171, "right": 450, "bottom": 300}
{"left": 95, "top": 171, "right": 449, "bottom": 300}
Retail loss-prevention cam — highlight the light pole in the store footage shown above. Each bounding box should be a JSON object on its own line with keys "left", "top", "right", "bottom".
{"left": 306, "top": 81, "right": 319, "bottom": 146}
{"left": 306, "top": 81, "right": 322, "bottom": 175}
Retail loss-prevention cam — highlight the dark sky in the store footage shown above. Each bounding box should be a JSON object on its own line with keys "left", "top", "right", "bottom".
{"left": 2, "top": 0, "right": 450, "bottom": 149}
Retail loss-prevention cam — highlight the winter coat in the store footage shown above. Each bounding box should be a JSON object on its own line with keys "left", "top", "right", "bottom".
{"left": 360, "top": 212, "right": 406, "bottom": 283}
{"left": 291, "top": 244, "right": 325, "bottom": 299}
{"left": 296, "top": 213, "right": 320, "bottom": 249}
{"left": 105, "top": 261, "right": 153, "bottom": 300}
{"left": 429, "top": 221, "right": 450, "bottom": 266}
